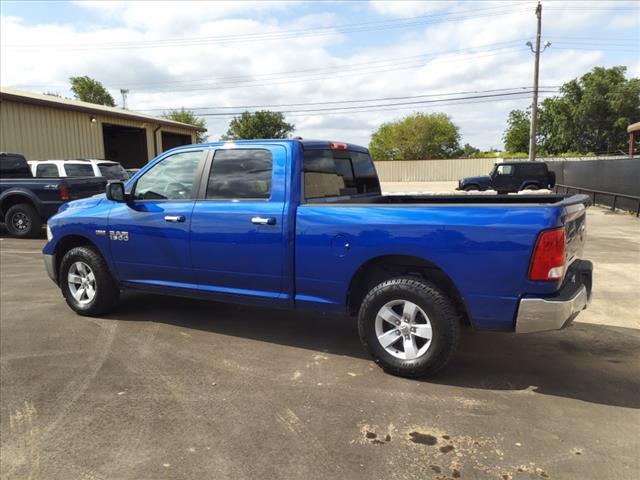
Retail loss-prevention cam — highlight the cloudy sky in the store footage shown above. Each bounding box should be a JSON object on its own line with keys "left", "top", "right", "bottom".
{"left": 1, "top": 0, "right": 638, "bottom": 149}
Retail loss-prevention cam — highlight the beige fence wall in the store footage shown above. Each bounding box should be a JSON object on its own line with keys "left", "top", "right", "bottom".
{"left": 374, "top": 158, "right": 500, "bottom": 182}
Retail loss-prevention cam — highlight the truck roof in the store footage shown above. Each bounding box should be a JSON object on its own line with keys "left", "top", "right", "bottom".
{"left": 191, "top": 139, "right": 369, "bottom": 153}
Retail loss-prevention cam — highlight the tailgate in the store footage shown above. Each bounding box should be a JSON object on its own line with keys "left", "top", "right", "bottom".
{"left": 67, "top": 177, "right": 107, "bottom": 199}
{"left": 563, "top": 200, "right": 588, "bottom": 265}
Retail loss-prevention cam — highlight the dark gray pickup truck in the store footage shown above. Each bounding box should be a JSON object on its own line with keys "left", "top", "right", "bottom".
{"left": 0, "top": 153, "right": 106, "bottom": 238}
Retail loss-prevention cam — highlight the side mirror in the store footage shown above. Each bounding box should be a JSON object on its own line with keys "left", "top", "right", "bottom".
{"left": 106, "top": 181, "right": 126, "bottom": 202}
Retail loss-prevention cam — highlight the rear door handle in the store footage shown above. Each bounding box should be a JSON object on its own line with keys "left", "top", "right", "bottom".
{"left": 251, "top": 216, "right": 276, "bottom": 225}
{"left": 164, "top": 215, "right": 185, "bottom": 223}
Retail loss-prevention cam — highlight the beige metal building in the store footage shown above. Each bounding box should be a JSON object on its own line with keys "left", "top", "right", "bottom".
{"left": 0, "top": 88, "right": 206, "bottom": 168}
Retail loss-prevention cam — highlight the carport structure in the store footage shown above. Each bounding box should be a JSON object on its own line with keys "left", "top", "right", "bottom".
{"left": 0, "top": 88, "right": 206, "bottom": 168}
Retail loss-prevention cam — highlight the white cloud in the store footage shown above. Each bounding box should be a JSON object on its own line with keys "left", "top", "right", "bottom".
{"left": 73, "top": 1, "right": 299, "bottom": 31}
{"left": 604, "top": 12, "right": 640, "bottom": 31}
{"left": 369, "top": 1, "right": 452, "bottom": 17}
{"left": 2, "top": 1, "right": 637, "bottom": 149}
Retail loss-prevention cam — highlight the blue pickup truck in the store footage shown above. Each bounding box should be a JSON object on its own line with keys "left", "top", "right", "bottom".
{"left": 42, "top": 140, "right": 593, "bottom": 377}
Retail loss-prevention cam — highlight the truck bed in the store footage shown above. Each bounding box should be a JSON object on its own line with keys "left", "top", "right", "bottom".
{"left": 309, "top": 193, "right": 588, "bottom": 206}
{"left": 296, "top": 192, "right": 590, "bottom": 330}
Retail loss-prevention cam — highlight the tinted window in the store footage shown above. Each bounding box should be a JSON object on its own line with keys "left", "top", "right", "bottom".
{"left": 0, "top": 154, "right": 31, "bottom": 178}
{"left": 134, "top": 151, "right": 202, "bottom": 200}
{"left": 98, "top": 162, "right": 128, "bottom": 180}
{"left": 517, "top": 163, "right": 546, "bottom": 176}
{"left": 351, "top": 152, "right": 381, "bottom": 194}
{"left": 206, "top": 149, "right": 272, "bottom": 199}
{"left": 36, "top": 164, "right": 59, "bottom": 177}
{"left": 303, "top": 150, "right": 380, "bottom": 200}
{"left": 64, "top": 164, "right": 95, "bottom": 177}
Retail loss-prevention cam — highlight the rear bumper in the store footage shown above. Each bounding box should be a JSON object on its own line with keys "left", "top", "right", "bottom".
{"left": 515, "top": 260, "right": 592, "bottom": 333}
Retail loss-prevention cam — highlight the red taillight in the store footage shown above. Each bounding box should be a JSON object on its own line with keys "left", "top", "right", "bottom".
{"left": 529, "top": 227, "right": 565, "bottom": 281}
{"left": 59, "top": 184, "right": 70, "bottom": 201}
{"left": 330, "top": 142, "right": 348, "bottom": 150}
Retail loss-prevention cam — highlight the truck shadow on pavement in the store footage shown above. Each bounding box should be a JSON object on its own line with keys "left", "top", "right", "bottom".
{"left": 433, "top": 322, "right": 640, "bottom": 409}
{"left": 113, "top": 292, "right": 640, "bottom": 409}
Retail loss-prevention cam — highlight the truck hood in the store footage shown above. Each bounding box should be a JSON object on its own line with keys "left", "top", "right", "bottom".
{"left": 58, "top": 193, "right": 106, "bottom": 213}
{"left": 460, "top": 175, "right": 491, "bottom": 186}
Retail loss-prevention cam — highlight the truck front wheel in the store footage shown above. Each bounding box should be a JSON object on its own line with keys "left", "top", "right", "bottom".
{"left": 59, "top": 246, "right": 120, "bottom": 316}
{"left": 358, "top": 277, "right": 460, "bottom": 378}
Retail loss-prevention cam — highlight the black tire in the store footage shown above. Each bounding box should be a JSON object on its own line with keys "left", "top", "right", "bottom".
{"left": 523, "top": 185, "right": 539, "bottom": 191}
{"left": 497, "top": 190, "right": 509, "bottom": 195}
{"left": 5, "top": 203, "right": 42, "bottom": 238}
{"left": 463, "top": 185, "right": 479, "bottom": 192}
{"left": 59, "top": 246, "right": 120, "bottom": 316}
{"left": 358, "top": 277, "right": 460, "bottom": 378}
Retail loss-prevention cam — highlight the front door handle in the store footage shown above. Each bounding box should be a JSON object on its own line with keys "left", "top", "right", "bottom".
{"left": 164, "top": 215, "right": 185, "bottom": 223}
{"left": 251, "top": 216, "right": 276, "bottom": 225}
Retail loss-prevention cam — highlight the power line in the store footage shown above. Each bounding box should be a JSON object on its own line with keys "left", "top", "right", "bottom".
{"left": 2, "top": 3, "right": 531, "bottom": 50}
{"left": 136, "top": 86, "right": 560, "bottom": 112}
{"left": 13, "top": 44, "right": 527, "bottom": 94}
{"left": 110, "top": 36, "right": 635, "bottom": 94}
{"left": 188, "top": 90, "right": 559, "bottom": 117}
{"left": 10, "top": 37, "right": 633, "bottom": 95}
{"left": 104, "top": 40, "right": 526, "bottom": 89}
{"left": 201, "top": 93, "right": 557, "bottom": 119}
{"left": 124, "top": 47, "right": 524, "bottom": 93}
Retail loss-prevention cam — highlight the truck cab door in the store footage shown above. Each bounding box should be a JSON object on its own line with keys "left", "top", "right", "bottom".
{"left": 190, "top": 145, "right": 289, "bottom": 305}
{"left": 492, "top": 164, "right": 514, "bottom": 192}
{"left": 108, "top": 149, "right": 206, "bottom": 288}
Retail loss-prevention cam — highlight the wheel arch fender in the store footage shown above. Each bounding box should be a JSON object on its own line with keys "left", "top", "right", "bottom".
{"left": 519, "top": 181, "right": 541, "bottom": 191}
{"left": 346, "top": 254, "right": 471, "bottom": 325}
{"left": 52, "top": 234, "right": 115, "bottom": 284}
{"left": 0, "top": 190, "right": 39, "bottom": 216}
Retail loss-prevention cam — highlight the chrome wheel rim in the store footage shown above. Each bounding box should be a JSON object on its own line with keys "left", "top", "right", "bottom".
{"left": 11, "top": 212, "right": 29, "bottom": 231}
{"left": 374, "top": 299, "right": 433, "bottom": 360}
{"left": 67, "top": 261, "right": 96, "bottom": 305}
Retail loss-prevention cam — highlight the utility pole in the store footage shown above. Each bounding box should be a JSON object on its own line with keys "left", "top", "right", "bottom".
{"left": 120, "top": 89, "right": 129, "bottom": 110}
{"left": 526, "top": 3, "right": 551, "bottom": 161}
{"left": 527, "top": 2, "right": 542, "bottom": 161}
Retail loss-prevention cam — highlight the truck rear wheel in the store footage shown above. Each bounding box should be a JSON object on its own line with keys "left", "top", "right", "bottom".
{"left": 5, "top": 203, "right": 42, "bottom": 238}
{"left": 358, "top": 277, "right": 460, "bottom": 378}
{"left": 59, "top": 246, "right": 120, "bottom": 316}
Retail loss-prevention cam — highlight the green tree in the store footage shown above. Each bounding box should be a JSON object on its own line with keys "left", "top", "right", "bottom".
{"left": 537, "top": 66, "right": 639, "bottom": 154}
{"left": 502, "top": 109, "right": 531, "bottom": 153}
{"left": 162, "top": 108, "right": 208, "bottom": 143}
{"left": 69, "top": 76, "right": 116, "bottom": 106}
{"left": 461, "top": 143, "right": 481, "bottom": 158}
{"left": 222, "top": 110, "right": 294, "bottom": 140}
{"left": 369, "top": 112, "right": 461, "bottom": 160}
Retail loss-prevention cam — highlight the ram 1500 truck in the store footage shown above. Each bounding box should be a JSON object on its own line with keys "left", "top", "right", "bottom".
{"left": 42, "top": 140, "right": 593, "bottom": 377}
{"left": 1, "top": 153, "right": 107, "bottom": 238}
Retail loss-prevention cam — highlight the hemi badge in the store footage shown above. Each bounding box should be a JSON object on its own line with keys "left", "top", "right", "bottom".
{"left": 96, "top": 229, "right": 107, "bottom": 236}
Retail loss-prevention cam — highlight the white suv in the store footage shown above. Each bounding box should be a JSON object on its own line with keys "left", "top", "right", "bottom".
{"left": 29, "top": 159, "right": 129, "bottom": 180}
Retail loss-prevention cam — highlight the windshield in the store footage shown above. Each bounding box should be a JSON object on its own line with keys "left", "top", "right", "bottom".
{"left": 98, "top": 162, "right": 129, "bottom": 180}
{"left": 64, "top": 163, "right": 95, "bottom": 177}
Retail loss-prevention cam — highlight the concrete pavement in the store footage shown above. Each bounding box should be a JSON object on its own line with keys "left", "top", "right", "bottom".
{"left": 1, "top": 207, "right": 638, "bottom": 480}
